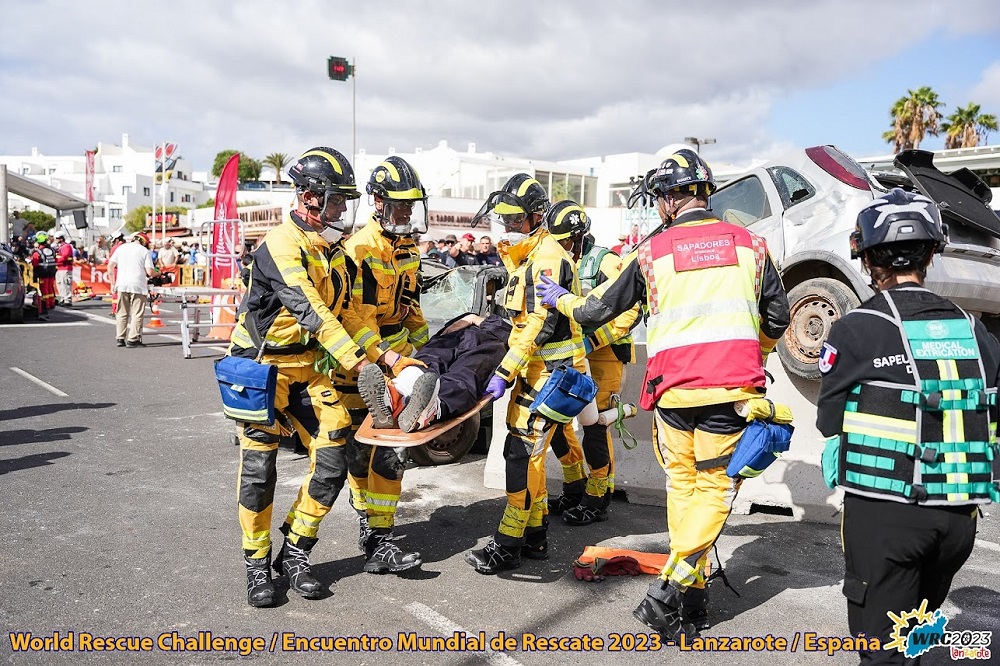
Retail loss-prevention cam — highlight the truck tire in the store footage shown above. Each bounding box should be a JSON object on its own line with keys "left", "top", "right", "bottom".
{"left": 408, "top": 413, "right": 481, "bottom": 466}
{"left": 777, "top": 277, "right": 859, "bottom": 380}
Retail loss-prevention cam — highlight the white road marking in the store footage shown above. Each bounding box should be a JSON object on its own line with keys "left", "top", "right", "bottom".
{"left": 79, "top": 311, "right": 117, "bottom": 325}
{"left": 0, "top": 322, "right": 89, "bottom": 328}
{"left": 9, "top": 367, "right": 69, "bottom": 397}
{"left": 975, "top": 538, "right": 1000, "bottom": 553}
{"left": 404, "top": 602, "right": 524, "bottom": 666}
{"left": 158, "top": 412, "right": 224, "bottom": 421}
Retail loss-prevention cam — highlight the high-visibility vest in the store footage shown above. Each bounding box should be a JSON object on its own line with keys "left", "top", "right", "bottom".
{"left": 636, "top": 218, "right": 767, "bottom": 411}
{"left": 837, "top": 292, "right": 999, "bottom": 506}
{"left": 34, "top": 247, "right": 57, "bottom": 278}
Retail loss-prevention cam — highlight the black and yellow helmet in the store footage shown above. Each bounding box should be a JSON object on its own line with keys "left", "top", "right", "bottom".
{"left": 628, "top": 149, "right": 716, "bottom": 208}
{"left": 366, "top": 156, "right": 426, "bottom": 201}
{"left": 287, "top": 147, "right": 360, "bottom": 200}
{"left": 366, "top": 156, "right": 428, "bottom": 236}
{"left": 545, "top": 200, "right": 590, "bottom": 242}
{"left": 472, "top": 173, "right": 549, "bottom": 231}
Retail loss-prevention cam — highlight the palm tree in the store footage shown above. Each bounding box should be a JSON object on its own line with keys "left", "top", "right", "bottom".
{"left": 884, "top": 86, "right": 945, "bottom": 152}
{"left": 942, "top": 103, "right": 999, "bottom": 149}
{"left": 263, "top": 152, "right": 290, "bottom": 190}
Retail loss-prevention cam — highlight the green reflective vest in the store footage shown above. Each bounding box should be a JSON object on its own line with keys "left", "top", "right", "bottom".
{"left": 836, "top": 292, "right": 999, "bottom": 506}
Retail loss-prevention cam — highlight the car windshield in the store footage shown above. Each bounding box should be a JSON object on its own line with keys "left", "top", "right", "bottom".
{"left": 421, "top": 266, "right": 480, "bottom": 335}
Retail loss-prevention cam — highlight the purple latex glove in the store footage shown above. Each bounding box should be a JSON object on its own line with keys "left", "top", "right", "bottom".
{"left": 536, "top": 276, "right": 568, "bottom": 308}
{"left": 484, "top": 375, "right": 508, "bottom": 401}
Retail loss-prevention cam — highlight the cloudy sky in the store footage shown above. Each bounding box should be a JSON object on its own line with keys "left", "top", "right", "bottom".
{"left": 1, "top": 0, "right": 998, "bottom": 172}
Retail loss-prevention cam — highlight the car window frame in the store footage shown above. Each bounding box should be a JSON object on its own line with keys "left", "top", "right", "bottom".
{"left": 710, "top": 175, "right": 772, "bottom": 227}
{"left": 767, "top": 165, "right": 816, "bottom": 210}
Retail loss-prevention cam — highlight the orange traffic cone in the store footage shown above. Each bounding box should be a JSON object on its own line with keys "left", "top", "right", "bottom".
{"left": 148, "top": 299, "right": 165, "bottom": 328}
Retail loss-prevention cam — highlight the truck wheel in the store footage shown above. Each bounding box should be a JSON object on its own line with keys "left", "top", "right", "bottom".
{"left": 777, "top": 277, "right": 859, "bottom": 380}
{"left": 408, "top": 413, "right": 481, "bottom": 466}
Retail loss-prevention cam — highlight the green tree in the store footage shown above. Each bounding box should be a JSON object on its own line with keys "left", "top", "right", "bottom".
{"left": 124, "top": 205, "right": 189, "bottom": 233}
{"left": 211, "top": 150, "right": 262, "bottom": 182}
{"left": 550, "top": 179, "right": 570, "bottom": 202}
{"left": 263, "top": 152, "right": 290, "bottom": 189}
{"left": 883, "top": 86, "right": 945, "bottom": 152}
{"left": 18, "top": 210, "right": 56, "bottom": 232}
{"left": 942, "top": 103, "right": 999, "bottom": 149}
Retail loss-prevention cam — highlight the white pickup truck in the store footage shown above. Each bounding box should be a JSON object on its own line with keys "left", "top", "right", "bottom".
{"left": 710, "top": 145, "right": 1000, "bottom": 379}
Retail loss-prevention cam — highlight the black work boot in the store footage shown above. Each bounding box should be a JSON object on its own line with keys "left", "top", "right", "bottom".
{"left": 521, "top": 525, "right": 549, "bottom": 561}
{"left": 549, "top": 479, "right": 585, "bottom": 516}
{"left": 278, "top": 536, "right": 324, "bottom": 599}
{"left": 682, "top": 586, "right": 711, "bottom": 631}
{"left": 363, "top": 529, "right": 422, "bottom": 574}
{"left": 244, "top": 554, "right": 276, "bottom": 608}
{"left": 563, "top": 492, "right": 610, "bottom": 526}
{"left": 633, "top": 580, "right": 699, "bottom": 642}
{"left": 465, "top": 539, "right": 521, "bottom": 575}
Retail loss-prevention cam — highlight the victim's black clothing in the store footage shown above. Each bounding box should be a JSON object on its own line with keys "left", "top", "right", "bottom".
{"left": 414, "top": 312, "right": 511, "bottom": 419}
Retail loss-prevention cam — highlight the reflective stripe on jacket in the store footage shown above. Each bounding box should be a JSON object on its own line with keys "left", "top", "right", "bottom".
{"left": 495, "top": 229, "right": 585, "bottom": 381}
{"left": 344, "top": 216, "right": 428, "bottom": 359}
{"left": 229, "top": 212, "right": 367, "bottom": 370}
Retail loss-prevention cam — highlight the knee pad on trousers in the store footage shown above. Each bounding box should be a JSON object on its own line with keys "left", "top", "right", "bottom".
{"left": 308, "top": 446, "right": 348, "bottom": 508}
{"left": 243, "top": 424, "right": 281, "bottom": 444}
{"left": 371, "top": 445, "right": 406, "bottom": 481}
{"left": 582, "top": 424, "right": 611, "bottom": 469}
{"left": 239, "top": 449, "right": 278, "bottom": 512}
{"left": 346, "top": 437, "right": 373, "bottom": 478}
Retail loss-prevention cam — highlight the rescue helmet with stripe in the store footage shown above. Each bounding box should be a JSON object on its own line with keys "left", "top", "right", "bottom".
{"left": 544, "top": 200, "right": 590, "bottom": 260}
{"left": 288, "top": 147, "right": 360, "bottom": 240}
{"left": 850, "top": 188, "right": 947, "bottom": 268}
{"left": 628, "top": 149, "right": 716, "bottom": 208}
{"left": 471, "top": 173, "right": 549, "bottom": 235}
{"left": 366, "top": 156, "right": 428, "bottom": 237}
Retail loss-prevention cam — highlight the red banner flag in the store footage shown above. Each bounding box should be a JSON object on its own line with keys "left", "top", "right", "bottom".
{"left": 85, "top": 150, "right": 95, "bottom": 202}
{"left": 211, "top": 153, "right": 240, "bottom": 289}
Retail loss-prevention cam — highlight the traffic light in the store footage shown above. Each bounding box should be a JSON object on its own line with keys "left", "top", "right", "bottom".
{"left": 328, "top": 56, "right": 352, "bottom": 81}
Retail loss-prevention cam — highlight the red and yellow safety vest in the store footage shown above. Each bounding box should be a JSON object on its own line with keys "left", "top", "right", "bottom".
{"left": 636, "top": 218, "right": 768, "bottom": 411}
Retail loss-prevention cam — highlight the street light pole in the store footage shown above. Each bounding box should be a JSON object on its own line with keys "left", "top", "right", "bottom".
{"left": 684, "top": 136, "right": 717, "bottom": 155}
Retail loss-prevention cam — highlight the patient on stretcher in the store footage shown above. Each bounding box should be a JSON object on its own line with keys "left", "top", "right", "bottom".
{"left": 359, "top": 312, "right": 512, "bottom": 432}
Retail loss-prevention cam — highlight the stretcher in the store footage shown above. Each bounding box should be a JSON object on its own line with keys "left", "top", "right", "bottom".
{"left": 354, "top": 396, "right": 492, "bottom": 447}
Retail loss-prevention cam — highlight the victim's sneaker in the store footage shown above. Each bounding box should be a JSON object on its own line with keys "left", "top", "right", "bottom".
{"left": 359, "top": 363, "right": 403, "bottom": 429}
{"left": 397, "top": 372, "right": 441, "bottom": 433}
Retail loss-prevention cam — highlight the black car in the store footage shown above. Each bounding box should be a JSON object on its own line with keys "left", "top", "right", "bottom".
{"left": 0, "top": 246, "right": 27, "bottom": 324}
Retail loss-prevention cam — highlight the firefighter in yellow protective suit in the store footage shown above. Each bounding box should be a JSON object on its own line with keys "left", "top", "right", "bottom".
{"left": 537, "top": 150, "right": 789, "bottom": 640}
{"left": 333, "top": 156, "right": 429, "bottom": 574}
{"left": 544, "top": 201, "right": 639, "bottom": 526}
{"left": 465, "top": 174, "right": 587, "bottom": 575}
{"left": 231, "top": 147, "right": 380, "bottom": 607}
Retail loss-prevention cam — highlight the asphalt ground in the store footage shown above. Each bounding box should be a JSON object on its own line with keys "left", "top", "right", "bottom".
{"left": 1, "top": 300, "right": 999, "bottom": 665}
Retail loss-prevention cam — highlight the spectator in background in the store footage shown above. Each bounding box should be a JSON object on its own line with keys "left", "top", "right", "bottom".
{"left": 11, "top": 211, "right": 35, "bottom": 242}
{"left": 475, "top": 235, "right": 501, "bottom": 266}
{"left": 108, "top": 233, "right": 156, "bottom": 348}
{"left": 448, "top": 232, "right": 477, "bottom": 267}
{"left": 626, "top": 223, "right": 641, "bottom": 249}
{"left": 611, "top": 232, "right": 628, "bottom": 256}
{"left": 70, "top": 240, "right": 82, "bottom": 261}
{"left": 438, "top": 234, "right": 458, "bottom": 268}
{"left": 157, "top": 237, "right": 179, "bottom": 281}
{"left": 87, "top": 236, "right": 110, "bottom": 265}
{"left": 52, "top": 230, "right": 75, "bottom": 306}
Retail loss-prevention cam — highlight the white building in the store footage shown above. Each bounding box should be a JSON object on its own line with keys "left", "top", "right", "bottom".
{"left": 0, "top": 133, "right": 212, "bottom": 242}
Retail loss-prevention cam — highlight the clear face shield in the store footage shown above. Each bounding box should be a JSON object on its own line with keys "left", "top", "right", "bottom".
{"left": 378, "top": 198, "right": 428, "bottom": 237}
{"left": 472, "top": 191, "right": 536, "bottom": 245}
{"left": 626, "top": 169, "right": 660, "bottom": 210}
{"left": 315, "top": 189, "right": 359, "bottom": 243}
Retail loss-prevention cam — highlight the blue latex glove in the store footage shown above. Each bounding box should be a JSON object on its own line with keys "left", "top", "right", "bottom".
{"left": 484, "top": 375, "right": 508, "bottom": 401}
{"left": 537, "top": 276, "right": 568, "bottom": 308}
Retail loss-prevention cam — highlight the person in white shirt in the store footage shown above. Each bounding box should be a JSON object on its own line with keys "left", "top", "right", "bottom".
{"left": 107, "top": 232, "right": 156, "bottom": 347}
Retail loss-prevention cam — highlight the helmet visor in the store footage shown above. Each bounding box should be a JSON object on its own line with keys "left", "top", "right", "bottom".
{"left": 320, "top": 190, "right": 358, "bottom": 231}
{"left": 626, "top": 169, "right": 659, "bottom": 209}
{"left": 381, "top": 198, "right": 428, "bottom": 236}
{"left": 471, "top": 191, "right": 530, "bottom": 230}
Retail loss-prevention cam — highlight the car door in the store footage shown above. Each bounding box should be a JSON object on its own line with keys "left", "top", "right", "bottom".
{"left": 710, "top": 173, "right": 786, "bottom": 265}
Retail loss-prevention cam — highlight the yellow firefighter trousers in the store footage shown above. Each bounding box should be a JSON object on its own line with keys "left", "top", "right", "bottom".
{"left": 335, "top": 341, "right": 415, "bottom": 530}
{"left": 651, "top": 406, "right": 743, "bottom": 589}
{"left": 237, "top": 355, "right": 353, "bottom": 558}
{"left": 495, "top": 363, "right": 559, "bottom": 548}
{"left": 582, "top": 346, "right": 624, "bottom": 499}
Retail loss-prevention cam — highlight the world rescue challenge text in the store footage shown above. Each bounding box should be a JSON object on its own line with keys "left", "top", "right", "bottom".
{"left": 8, "top": 630, "right": 880, "bottom": 655}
